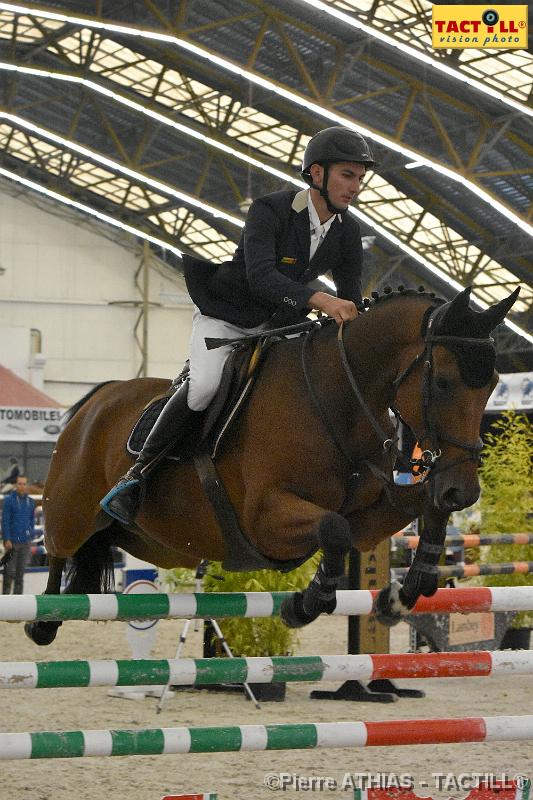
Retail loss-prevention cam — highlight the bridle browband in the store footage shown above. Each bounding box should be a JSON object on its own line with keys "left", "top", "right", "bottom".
{"left": 301, "top": 301, "right": 493, "bottom": 501}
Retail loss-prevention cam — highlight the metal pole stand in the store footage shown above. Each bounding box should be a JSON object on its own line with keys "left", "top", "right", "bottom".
{"left": 310, "top": 546, "right": 425, "bottom": 703}
{"left": 156, "top": 561, "right": 260, "bottom": 712}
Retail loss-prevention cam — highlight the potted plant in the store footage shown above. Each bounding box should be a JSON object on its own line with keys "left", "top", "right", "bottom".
{"left": 478, "top": 410, "right": 533, "bottom": 648}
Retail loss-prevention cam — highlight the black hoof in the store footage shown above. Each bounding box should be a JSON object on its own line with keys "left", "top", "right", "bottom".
{"left": 280, "top": 588, "right": 337, "bottom": 628}
{"left": 24, "top": 621, "right": 61, "bottom": 646}
{"left": 280, "top": 592, "right": 316, "bottom": 629}
{"left": 373, "top": 582, "right": 410, "bottom": 627}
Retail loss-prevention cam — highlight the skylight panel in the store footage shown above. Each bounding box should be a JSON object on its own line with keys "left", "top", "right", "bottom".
{"left": 0, "top": 10, "right": 63, "bottom": 42}
{"left": 151, "top": 207, "right": 236, "bottom": 261}
{"left": 326, "top": 0, "right": 532, "bottom": 102}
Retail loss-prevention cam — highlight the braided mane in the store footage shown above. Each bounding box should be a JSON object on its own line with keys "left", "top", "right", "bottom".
{"left": 357, "top": 285, "right": 496, "bottom": 388}
{"left": 359, "top": 285, "right": 446, "bottom": 313}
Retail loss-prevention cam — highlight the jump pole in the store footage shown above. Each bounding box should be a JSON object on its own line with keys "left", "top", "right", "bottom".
{"left": 2, "top": 716, "right": 533, "bottom": 759}
{"left": 3, "top": 586, "right": 533, "bottom": 622}
{"left": 393, "top": 533, "right": 533, "bottom": 548}
{"left": 1, "top": 650, "right": 533, "bottom": 689}
{"left": 393, "top": 562, "right": 533, "bottom": 579}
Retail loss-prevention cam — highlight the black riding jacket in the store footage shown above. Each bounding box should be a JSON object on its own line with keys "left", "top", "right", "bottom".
{"left": 184, "top": 188, "right": 364, "bottom": 328}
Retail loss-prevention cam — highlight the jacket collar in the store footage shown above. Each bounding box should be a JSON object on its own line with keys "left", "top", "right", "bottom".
{"left": 292, "top": 190, "right": 311, "bottom": 262}
{"left": 291, "top": 188, "right": 309, "bottom": 213}
{"left": 291, "top": 189, "right": 341, "bottom": 268}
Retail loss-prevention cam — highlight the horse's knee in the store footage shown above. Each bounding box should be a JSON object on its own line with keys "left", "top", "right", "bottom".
{"left": 317, "top": 511, "right": 351, "bottom": 551}
{"left": 317, "top": 512, "right": 351, "bottom": 575}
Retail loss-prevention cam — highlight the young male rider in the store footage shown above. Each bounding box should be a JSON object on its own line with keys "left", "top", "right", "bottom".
{"left": 101, "top": 126, "right": 375, "bottom": 525}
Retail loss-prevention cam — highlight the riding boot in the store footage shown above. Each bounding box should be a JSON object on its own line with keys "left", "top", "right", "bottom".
{"left": 100, "top": 381, "right": 197, "bottom": 525}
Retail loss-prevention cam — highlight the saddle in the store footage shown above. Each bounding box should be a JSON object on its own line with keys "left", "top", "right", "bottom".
{"left": 127, "top": 336, "right": 273, "bottom": 461}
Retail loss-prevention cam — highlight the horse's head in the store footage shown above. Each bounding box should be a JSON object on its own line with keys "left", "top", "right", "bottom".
{"left": 394, "top": 285, "right": 520, "bottom": 513}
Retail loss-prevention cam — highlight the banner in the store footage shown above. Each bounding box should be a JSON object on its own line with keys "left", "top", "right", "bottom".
{"left": 486, "top": 372, "right": 533, "bottom": 412}
{"left": 0, "top": 406, "right": 63, "bottom": 441}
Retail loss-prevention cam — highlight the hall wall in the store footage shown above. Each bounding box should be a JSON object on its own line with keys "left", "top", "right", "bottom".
{"left": 0, "top": 189, "right": 194, "bottom": 406}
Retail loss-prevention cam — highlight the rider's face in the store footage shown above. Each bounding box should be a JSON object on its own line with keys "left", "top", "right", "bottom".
{"left": 313, "top": 161, "right": 366, "bottom": 209}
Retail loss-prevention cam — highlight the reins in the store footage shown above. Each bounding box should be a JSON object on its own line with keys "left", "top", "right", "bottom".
{"left": 301, "top": 301, "right": 492, "bottom": 505}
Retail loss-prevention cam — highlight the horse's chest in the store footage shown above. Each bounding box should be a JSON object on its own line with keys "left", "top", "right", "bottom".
{"left": 345, "top": 467, "right": 385, "bottom": 511}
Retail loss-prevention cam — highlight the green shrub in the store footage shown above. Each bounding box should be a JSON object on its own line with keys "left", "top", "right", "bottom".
{"left": 202, "top": 556, "right": 321, "bottom": 657}
{"left": 478, "top": 410, "right": 533, "bottom": 628}
{"left": 159, "top": 566, "right": 196, "bottom": 592}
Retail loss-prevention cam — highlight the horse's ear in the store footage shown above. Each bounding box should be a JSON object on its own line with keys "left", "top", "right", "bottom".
{"left": 438, "top": 285, "right": 472, "bottom": 327}
{"left": 480, "top": 287, "right": 520, "bottom": 331}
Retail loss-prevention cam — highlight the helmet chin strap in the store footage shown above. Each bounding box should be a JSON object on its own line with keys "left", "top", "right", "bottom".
{"left": 310, "top": 163, "right": 344, "bottom": 215}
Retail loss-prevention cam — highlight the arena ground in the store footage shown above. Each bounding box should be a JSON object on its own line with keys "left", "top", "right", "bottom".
{"left": 2, "top": 607, "right": 532, "bottom": 800}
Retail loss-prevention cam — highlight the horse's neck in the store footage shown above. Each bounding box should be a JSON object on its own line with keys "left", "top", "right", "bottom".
{"left": 344, "top": 300, "right": 428, "bottom": 403}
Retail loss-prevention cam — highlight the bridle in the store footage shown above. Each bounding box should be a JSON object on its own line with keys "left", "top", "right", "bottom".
{"left": 390, "top": 302, "right": 489, "bottom": 478}
{"left": 301, "top": 302, "right": 493, "bottom": 500}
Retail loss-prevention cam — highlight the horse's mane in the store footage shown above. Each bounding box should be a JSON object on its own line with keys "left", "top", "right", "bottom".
{"left": 356, "top": 285, "right": 495, "bottom": 388}
{"left": 62, "top": 381, "right": 116, "bottom": 426}
{"left": 360, "top": 285, "right": 446, "bottom": 317}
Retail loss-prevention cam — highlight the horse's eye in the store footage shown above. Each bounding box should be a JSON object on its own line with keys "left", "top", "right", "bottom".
{"left": 435, "top": 377, "right": 449, "bottom": 391}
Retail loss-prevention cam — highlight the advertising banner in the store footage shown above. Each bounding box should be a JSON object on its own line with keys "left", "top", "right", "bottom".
{"left": 0, "top": 406, "right": 63, "bottom": 441}
{"left": 486, "top": 372, "right": 533, "bottom": 412}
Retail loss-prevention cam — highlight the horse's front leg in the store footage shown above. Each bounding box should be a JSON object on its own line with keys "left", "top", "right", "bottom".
{"left": 398, "top": 503, "right": 449, "bottom": 605}
{"left": 343, "top": 482, "right": 436, "bottom": 627}
{"left": 280, "top": 510, "right": 353, "bottom": 628}
{"left": 245, "top": 490, "right": 352, "bottom": 629}
{"left": 374, "top": 502, "right": 449, "bottom": 626}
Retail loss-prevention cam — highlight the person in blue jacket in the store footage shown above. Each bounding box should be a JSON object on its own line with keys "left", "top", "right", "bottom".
{"left": 2, "top": 475, "right": 35, "bottom": 594}
{"left": 101, "top": 126, "right": 375, "bottom": 525}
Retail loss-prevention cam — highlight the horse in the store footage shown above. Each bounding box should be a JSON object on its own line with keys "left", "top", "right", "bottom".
{"left": 25, "top": 285, "right": 519, "bottom": 646}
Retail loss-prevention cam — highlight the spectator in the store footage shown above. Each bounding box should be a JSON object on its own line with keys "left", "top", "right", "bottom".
{"left": 2, "top": 475, "right": 35, "bottom": 594}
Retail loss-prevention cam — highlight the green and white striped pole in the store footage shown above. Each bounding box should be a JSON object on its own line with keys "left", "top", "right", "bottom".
{"left": 1, "top": 716, "right": 533, "bottom": 759}
{"left": 2, "top": 586, "right": 533, "bottom": 622}
{"left": 2, "top": 650, "right": 533, "bottom": 689}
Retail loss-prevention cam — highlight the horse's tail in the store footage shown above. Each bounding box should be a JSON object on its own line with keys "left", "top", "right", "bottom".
{"left": 64, "top": 529, "right": 116, "bottom": 594}
{"left": 62, "top": 381, "right": 117, "bottom": 427}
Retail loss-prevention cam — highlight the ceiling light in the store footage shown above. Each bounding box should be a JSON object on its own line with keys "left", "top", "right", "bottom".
{"left": 0, "top": 6, "right": 530, "bottom": 237}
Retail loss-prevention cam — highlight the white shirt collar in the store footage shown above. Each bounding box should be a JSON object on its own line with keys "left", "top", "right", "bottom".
{"left": 307, "top": 190, "right": 341, "bottom": 236}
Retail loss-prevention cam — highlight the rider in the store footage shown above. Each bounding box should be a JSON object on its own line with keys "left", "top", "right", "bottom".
{"left": 101, "top": 126, "right": 375, "bottom": 525}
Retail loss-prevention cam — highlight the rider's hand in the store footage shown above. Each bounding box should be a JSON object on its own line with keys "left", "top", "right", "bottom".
{"left": 307, "top": 292, "right": 358, "bottom": 325}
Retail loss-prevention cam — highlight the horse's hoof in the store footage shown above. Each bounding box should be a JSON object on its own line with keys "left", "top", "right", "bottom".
{"left": 24, "top": 621, "right": 61, "bottom": 646}
{"left": 373, "top": 582, "right": 410, "bottom": 627}
{"left": 280, "top": 592, "right": 315, "bottom": 628}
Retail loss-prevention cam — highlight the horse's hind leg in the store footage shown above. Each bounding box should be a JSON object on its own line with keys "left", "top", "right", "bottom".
{"left": 24, "top": 556, "right": 66, "bottom": 646}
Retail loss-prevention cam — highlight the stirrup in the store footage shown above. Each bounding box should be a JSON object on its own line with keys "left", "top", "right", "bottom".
{"left": 100, "top": 476, "right": 141, "bottom": 522}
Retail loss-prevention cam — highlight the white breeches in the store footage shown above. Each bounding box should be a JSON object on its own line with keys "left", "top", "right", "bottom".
{"left": 187, "top": 307, "right": 268, "bottom": 411}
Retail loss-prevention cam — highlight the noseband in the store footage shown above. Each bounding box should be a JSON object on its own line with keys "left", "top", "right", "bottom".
{"left": 301, "top": 302, "right": 493, "bottom": 497}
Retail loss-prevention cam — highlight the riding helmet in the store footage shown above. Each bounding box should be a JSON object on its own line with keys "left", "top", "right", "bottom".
{"left": 301, "top": 126, "right": 375, "bottom": 182}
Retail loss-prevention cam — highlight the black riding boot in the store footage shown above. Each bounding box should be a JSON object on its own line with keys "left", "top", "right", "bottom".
{"left": 100, "top": 381, "right": 196, "bottom": 525}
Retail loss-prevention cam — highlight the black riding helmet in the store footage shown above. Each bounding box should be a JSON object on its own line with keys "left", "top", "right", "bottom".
{"left": 301, "top": 126, "right": 375, "bottom": 213}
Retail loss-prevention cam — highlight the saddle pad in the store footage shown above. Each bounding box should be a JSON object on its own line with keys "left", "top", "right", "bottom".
{"left": 127, "top": 397, "right": 168, "bottom": 456}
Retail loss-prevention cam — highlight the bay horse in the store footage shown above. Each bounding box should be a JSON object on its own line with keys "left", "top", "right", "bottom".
{"left": 25, "top": 286, "right": 519, "bottom": 646}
